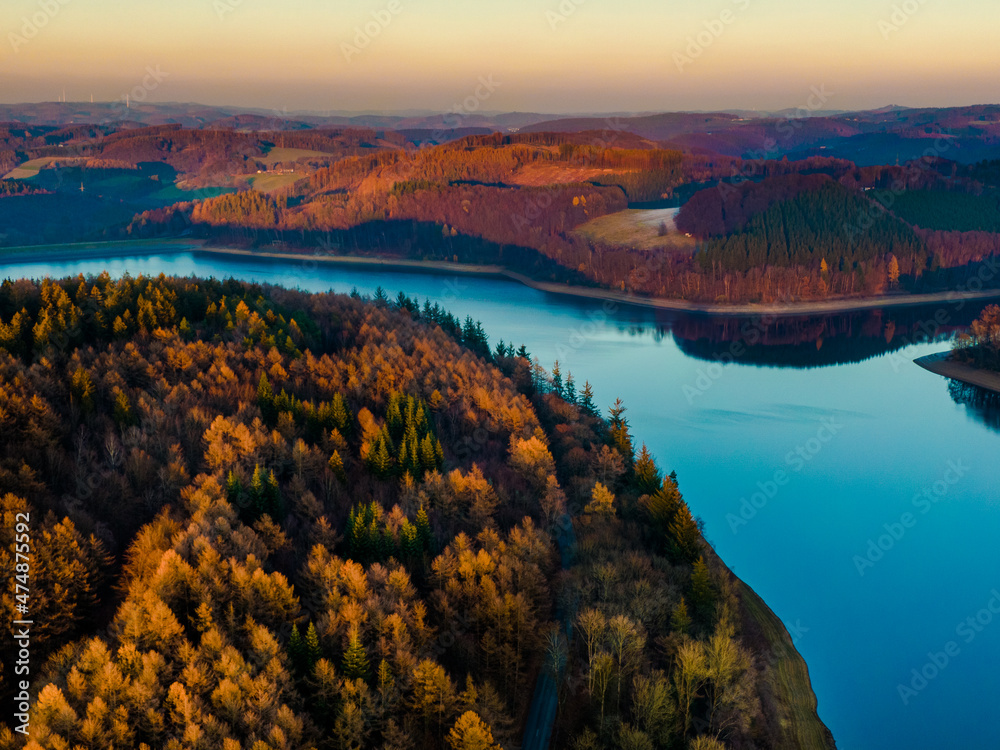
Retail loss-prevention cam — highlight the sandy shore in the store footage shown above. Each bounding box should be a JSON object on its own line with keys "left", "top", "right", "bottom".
{"left": 5, "top": 239, "right": 1000, "bottom": 319}
{"left": 915, "top": 351, "right": 1000, "bottom": 394}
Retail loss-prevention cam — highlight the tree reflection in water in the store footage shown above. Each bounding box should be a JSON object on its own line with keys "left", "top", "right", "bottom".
{"left": 948, "top": 379, "right": 1000, "bottom": 432}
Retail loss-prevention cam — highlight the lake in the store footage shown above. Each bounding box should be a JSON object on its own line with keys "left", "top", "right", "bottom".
{"left": 3, "top": 248, "right": 999, "bottom": 750}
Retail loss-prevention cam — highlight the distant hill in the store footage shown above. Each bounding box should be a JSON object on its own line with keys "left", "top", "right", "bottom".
{"left": 0, "top": 102, "right": 568, "bottom": 134}
{"left": 525, "top": 105, "right": 1000, "bottom": 165}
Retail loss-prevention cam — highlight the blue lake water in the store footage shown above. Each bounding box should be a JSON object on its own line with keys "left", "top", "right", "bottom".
{"left": 3, "top": 249, "right": 1000, "bottom": 750}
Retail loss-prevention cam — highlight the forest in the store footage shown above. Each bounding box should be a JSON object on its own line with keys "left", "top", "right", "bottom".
{"left": 954, "top": 304, "right": 1000, "bottom": 370}
{"left": 5, "top": 121, "right": 1000, "bottom": 305}
{"left": 0, "top": 275, "right": 831, "bottom": 749}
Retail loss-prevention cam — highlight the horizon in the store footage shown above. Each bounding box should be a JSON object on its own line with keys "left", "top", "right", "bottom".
{"left": 2, "top": 0, "right": 998, "bottom": 112}
{"left": 3, "top": 100, "right": 999, "bottom": 121}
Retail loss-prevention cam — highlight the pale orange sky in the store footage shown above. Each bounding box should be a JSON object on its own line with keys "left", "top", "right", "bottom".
{"left": 1, "top": 0, "right": 997, "bottom": 112}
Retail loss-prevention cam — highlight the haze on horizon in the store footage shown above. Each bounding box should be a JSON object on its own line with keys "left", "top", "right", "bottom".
{"left": 0, "top": 0, "right": 997, "bottom": 114}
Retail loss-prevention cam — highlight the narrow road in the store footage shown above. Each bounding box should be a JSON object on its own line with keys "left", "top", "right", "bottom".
{"left": 522, "top": 516, "right": 578, "bottom": 750}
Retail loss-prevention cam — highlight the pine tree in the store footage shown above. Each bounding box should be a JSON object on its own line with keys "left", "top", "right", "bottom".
{"left": 634, "top": 444, "right": 660, "bottom": 494}
{"left": 400, "top": 519, "right": 419, "bottom": 559}
{"left": 416, "top": 505, "right": 433, "bottom": 553}
{"left": 289, "top": 623, "right": 307, "bottom": 675}
{"left": 342, "top": 628, "right": 370, "bottom": 680}
{"left": 305, "top": 622, "right": 323, "bottom": 672}
{"left": 647, "top": 476, "right": 682, "bottom": 531}
{"left": 580, "top": 381, "right": 599, "bottom": 417}
{"left": 257, "top": 374, "right": 276, "bottom": 424}
{"left": 330, "top": 392, "right": 351, "bottom": 434}
{"left": 112, "top": 388, "right": 135, "bottom": 427}
{"left": 608, "top": 398, "right": 634, "bottom": 464}
{"left": 225, "top": 470, "right": 243, "bottom": 506}
{"left": 328, "top": 450, "right": 345, "bottom": 480}
{"left": 551, "top": 361, "right": 564, "bottom": 398}
{"left": 565, "top": 373, "right": 577, "bottom": 404}
{"left": 671, "top": 598, "right": 692, "bottom": 635}
{"left": 249, "top": 464, "right": 267, "bottom": 518}
{"left": 668, "top": 500, "right": 701, "bottom": 563}
{"left": 265, "top": 469, "right": 281, "bottom": 518}
{"left": 689, "top": 557, "right": 716, "bottom": 619}
{"left": 420, "top": 433, "right": 438, "bottom": 472}
{"left": 70, "top": 367, "right": 95, "bottom": 414}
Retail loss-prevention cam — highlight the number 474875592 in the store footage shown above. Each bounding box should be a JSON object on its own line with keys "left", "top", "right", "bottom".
{"left": 14, "top": 513, "right": 30, "bottom": 608}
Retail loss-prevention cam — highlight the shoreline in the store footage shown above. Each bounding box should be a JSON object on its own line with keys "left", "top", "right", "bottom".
{"left": 197, "top": 246, "right": 1000, "bottom": 318}
{"left": 734, "top": 576, "right": 837, "bottom": 750}
{"left": 915, "top": 351, "right": 1000, "bottom": 394}
{"left": 0, "top": 238, "right": 206, "bottom": 263}
{"left": 4, "top": 239, "right": 1000, "bottom": 318}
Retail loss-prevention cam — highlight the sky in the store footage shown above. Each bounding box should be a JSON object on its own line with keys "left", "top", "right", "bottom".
{"left": 0, "top": 0, "right": 997, "bottom": 113}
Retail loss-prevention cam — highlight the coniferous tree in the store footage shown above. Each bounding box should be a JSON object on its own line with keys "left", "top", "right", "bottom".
{"left": 551, "top": 361, "right": 564, "bottom": 399}
{"left": 634, "top": 444, "right": 661, "bottom": 495}
{"left": 289, "top": 623, "right": 307, "bottom": 675}
{"left": 342, "top": 628, "right": 370, "bottom": 680}
{"left": 416, "top": 505, "right": 434, "bottom": 553}
{"left": 328, "top": 450, "right": 345, "bottom": 480}
{"left": 305, "top": 622, "right": 323, "bottom": 673}
{"left": 668, "top": 500, "right": 701, "bottom": 564}
{"left": 671, "top": 598, "right": 693, "bottom": 635}
{"left": 257, "top": 373, "right": 277, "bottom": 424}
{"left": 690, "top": 557, "right": 716, "bottom": 620}
{"left": 565, "top": 373, "right": 577, "bottom": 404}
{"left": 580, "top": 381, "right": 599, "bottom": 417}
{"left": 608, "top": 398, "right": 634, "bottom": 465}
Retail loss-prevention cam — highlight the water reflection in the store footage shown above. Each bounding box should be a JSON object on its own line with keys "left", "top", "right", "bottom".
{"left": 641, "top": 304, "right": 992, "bottom": 368}
{"left": 948, "top": 380, "right": 1000, "bottom": 432}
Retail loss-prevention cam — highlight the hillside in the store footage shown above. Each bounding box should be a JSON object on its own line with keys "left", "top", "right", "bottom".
{"left": 4, "top": 116, "right": 1000, "bottom": 306}
{"left": 0, "top": 275, "right": 832, "bottom": 749}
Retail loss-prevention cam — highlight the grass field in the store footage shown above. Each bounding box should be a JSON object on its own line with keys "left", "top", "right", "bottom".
{"left": 3, "top": 157, "right": 84, "bottom": 179}
{"left": 248, "top": 173, "right": 301, "bottom": 193}
{"left": 573, "top": 207, "right": 695, "bottom": 252}
{"left": 261, "top": 147, "right": 332, "bottom": 167}
{"left": 147, "top": 184, "right": 235, "bottom": 204}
